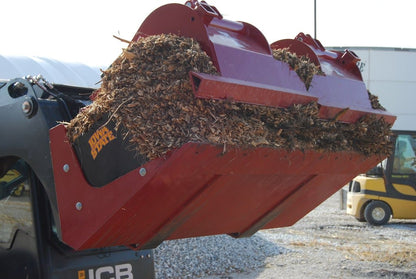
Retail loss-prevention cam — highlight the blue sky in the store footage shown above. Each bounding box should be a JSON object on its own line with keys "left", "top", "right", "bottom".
{"left": 1, "top": 0, "right": 414, "bottom": 66}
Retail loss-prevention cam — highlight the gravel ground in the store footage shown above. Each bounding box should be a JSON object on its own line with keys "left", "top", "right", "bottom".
{"left": 0, "top": 195, "right": 32, "bottom": 244}
{"left": 154, "top": 191, "right": 416, "bottom": 279}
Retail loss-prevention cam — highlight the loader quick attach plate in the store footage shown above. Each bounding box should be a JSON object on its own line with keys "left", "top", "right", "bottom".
{"left": 50, "top": 125, "right": 383, "bottom": 251}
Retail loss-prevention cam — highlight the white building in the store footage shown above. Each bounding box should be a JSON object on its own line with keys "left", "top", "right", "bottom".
{"left": 332, "top": 47, "right": 416, "bottom": 130}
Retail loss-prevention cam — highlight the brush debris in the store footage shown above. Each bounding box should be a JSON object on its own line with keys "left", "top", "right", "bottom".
{"left": 66, "top": 34, "right": 393, "bottom": 162}
{"left": 272, "top": 47, "right": 324, "bottom": 89}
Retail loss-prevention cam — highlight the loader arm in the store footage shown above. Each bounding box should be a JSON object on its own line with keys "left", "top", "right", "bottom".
{"left": 0, "top": 78, "right": 155, "bottom": 278}
{"left": 0, "top": 77, "right": 68, "bottom": 236}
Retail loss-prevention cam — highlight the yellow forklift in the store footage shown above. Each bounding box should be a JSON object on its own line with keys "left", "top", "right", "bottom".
{"left": 0, "top": 160, "right": 27, "bottom": 198}
{"left": 347, "top": 130, "right": 416, "bottom": 225}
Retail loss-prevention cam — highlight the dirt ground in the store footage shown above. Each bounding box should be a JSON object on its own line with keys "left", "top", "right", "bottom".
{"left": 201, "top": 191, "right": 416, "bottom": 279}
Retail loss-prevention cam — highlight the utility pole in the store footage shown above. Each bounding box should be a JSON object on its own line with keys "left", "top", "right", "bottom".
{"left": 314, "top": 0, "right": 317, "bottom": 39}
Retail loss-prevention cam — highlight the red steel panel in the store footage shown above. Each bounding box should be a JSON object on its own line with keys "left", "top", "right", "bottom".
{"left": 50, "top": 124, "right": 383, "bottom": 250}
{"left": 190, "top": 72, "right": 317, "bottom": 108}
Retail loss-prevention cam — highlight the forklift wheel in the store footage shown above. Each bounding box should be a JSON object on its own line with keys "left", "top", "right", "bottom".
{"left": 364, "top": 200, "right": 391, "bottom": 226}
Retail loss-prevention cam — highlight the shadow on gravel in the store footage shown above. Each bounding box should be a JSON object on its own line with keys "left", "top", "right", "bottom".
{"left": 385, "top": 221, "right": 416, "bottom": 231}
{"left": 153, "top": 233, "right": 290, "bottom": 279}
{"left": 316, "top": 221, "right": 416, "bottom": 232}
{"left": 358, "top": 269, "right": 416, "bottom": 278}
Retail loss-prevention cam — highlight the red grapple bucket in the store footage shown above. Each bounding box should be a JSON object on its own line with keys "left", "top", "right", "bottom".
{"left": 51, "top": 1, "right": 395, "bottom": 251}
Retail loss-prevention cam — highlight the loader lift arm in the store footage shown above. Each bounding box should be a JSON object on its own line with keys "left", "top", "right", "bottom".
{"left": 0, "top": 79, "right": 155, "bottom": 278}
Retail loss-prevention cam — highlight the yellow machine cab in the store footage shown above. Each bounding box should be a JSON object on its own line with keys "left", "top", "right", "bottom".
{"left": 347, "top": 130, "right": 416, "bottom": 225}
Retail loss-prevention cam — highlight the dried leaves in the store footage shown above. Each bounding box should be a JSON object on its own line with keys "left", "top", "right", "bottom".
{"left": 66, "top": 34, "right": 393, "bottom": 162}
{"left": 272, "top": 48, "right": 324, "bottom": 89}
{"left": 368, "top": 90, "right": 386, "bottom": 111}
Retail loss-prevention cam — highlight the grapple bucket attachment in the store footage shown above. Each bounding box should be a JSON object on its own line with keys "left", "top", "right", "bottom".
{"left": 50, "top": 1, "right": 395, "bottom": 251}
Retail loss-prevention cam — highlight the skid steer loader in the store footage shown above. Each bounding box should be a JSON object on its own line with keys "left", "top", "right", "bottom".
{"left": 0, "top": 1, "right": 395, "bottom": 278}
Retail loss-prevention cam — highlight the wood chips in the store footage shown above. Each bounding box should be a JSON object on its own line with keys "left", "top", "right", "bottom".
{"left": 272, "top": 48, "right": 323, "bottom": 89}
{"left": 368, "top": 90, "right": 386, "bottom": 111}
{"left": 66, "top": 34, "right": 393, "bottom": 162}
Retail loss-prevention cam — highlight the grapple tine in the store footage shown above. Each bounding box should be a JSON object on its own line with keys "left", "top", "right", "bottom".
{"left": 272, "top": 33, "right": 396, "bottom": 124}
{"left": 134, "top": 1, "right": 395, "bottom": 124}
{"left": 134, "top": 1, "right": 314, "bottom": 108}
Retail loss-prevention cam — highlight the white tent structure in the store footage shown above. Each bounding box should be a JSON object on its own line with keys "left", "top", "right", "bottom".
{"left": 0, "top": 55, "right": 101, "bottom": 88}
